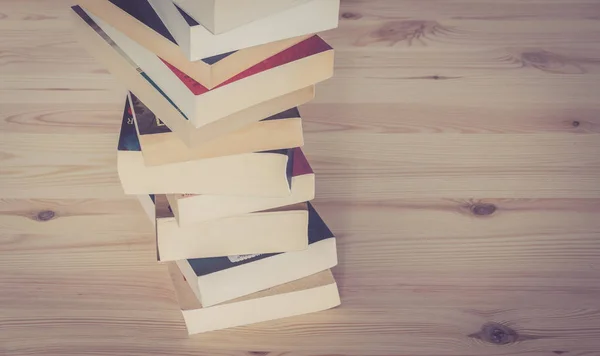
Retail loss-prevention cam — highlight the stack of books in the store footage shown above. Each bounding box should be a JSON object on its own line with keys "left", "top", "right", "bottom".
{"left": 70, "top": 0, "right": 341, "bottom": 335}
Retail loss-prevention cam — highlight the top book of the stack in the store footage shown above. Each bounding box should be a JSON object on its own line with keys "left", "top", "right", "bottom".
{"left": 173, "top": 0, "right": 319, "bottom": 35}
{"left": 77, "top": 0, "right": 340, "bottom": 65}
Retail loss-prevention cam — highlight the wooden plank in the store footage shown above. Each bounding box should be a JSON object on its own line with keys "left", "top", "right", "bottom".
{"left": 0, "top": 164, "right": 122, "bottom": 199}
{"left": 304, "top": 134, "right": 600, "bottom": 168}
{"left": 330, "top": 17, "right": 600, "bottom": 50}
{"left": 5, "top": 133, "right": 600, "bottom": 167}
{"left": 313, "top": 172, "right": 600, "bottom": 199}
{"left": 0, "top": 75, "right": 124, "bottom": 104}
{"left": 313, "top": 75, "right": 600, "bottom": 106}
{"left": 301, "top": 103, "right": 600, "bottom": 134}
{"left": 1, "top": 133, "right": 117, "bottom": 166}
{"left": 4, "top": 162, "right": 599, "bottom": 199}
{"left": 3, "top": 134, "right": 600, "bottom": 198}
{"left": 339, "top": 0, "right": 600, "bottom": 21}
{"left": 0, "top": 198, "right": 149, "bottom": 235}
{"left": 0, "top": 103, "right": 121, "bottom": 134}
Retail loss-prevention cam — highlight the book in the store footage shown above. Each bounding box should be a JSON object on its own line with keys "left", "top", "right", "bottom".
{"left": 149, "top": 0, "right": 339, "bottom": 59}
{"left": 70, "top": 6, "right": 315, "bottom": 147}
{"left": 167, "top": 147, "right": 315, "bottom": 226}
{"left": 129, "top": 93, "right": 304, "bottom": 166}
{"left": 167, "top": 263, "right": 340, "bottom": 335}
{"left": 175, "top": 202, "right": 337, "bottom": 307}
{"left": 172, "top": 0, "right": 313, "bottom": 35}
{"left": 146, "top": 196, "right": 309, "bottom": 261}
{"left": 117, "top": 97, "right": 295, "bottom": 196}
{"left": 90, "top": 9, "right": 333, "bottom": 128}
{"left": 75, "top": 0, "right": 309, "bottom": 87}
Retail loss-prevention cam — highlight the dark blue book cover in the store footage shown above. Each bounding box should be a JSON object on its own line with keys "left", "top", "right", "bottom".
{"left": 108, "top": 0, "right": 177, "bottom": 44}
{"left": 108, "top": 0, "right": 234, "bottom": 64}
{"left": 117, "top": 98, "right": 141, "bottom": 152}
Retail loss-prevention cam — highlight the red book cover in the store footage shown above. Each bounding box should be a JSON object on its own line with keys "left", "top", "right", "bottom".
{"left": 292, "top": 148, "right": 313, "bottom": 177}
{"left": 161, "top": 35, "right": 332, "bottom": 95}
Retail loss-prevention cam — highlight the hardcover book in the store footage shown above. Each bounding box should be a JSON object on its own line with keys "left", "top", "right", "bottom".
{"left": 152, "top": 195, "right": 309, "bottom": 261}
{"left": 117, "top": 97, "right": 296, "bottom": 196}
{"left": 167, "top": 147, "right": 315, "bottom": 226}
{"left": 175, "top": 202, "right": 338, "bottom": 307}
{"left": 167, "top": 263, "right": 340, "bottom": 334}
{"left": 70, "top": 5, "right": 315, "bottom": 147}
{"left": 90, "top": 9, "right": 334, "bottom": 128}
{"left": 150, "top": 0, "right": 339, "bottom": 59}
{"left": 129, "top": 93, "right": 304, "bottom": 166}
{"left": 75, "top": 0, "right": 308, "bottom": 88}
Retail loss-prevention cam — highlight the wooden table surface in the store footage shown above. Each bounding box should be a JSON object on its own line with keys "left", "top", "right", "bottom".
{"left": 2, "top": 0, "right": 600, "bottom": 355}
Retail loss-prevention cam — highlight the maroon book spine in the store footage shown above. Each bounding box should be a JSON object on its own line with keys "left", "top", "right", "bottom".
{"left": 292, "top": 148, "right": 313, "bottom": 177}
{"left": 161, "top": 35, "right": 332, "bottom": 95}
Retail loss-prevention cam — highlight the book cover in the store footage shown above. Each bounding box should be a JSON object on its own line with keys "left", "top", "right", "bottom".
{"left": 108, "top": 0, "right": 234, "bottom": 65}
{"left": 161, "top": 35, "right": 332, "bottom": 95}
{"left": 186, "top": 202, "right": 332, "bottom": 277}
{"left": 175, "top": 3, "right": 199, "bottom": 26}
{"left": 119, "top": 97, "right": 294, "bottom": 179}
{"left": 289, "top": 146, "right": 313, "bottom": 177}
{"left": 117, "top": 98, "right": 141, "bottom": 152}
{"left": 73, "top": 5, "right": 190, "bottom": 121}
{"left": 130, "top": 92, "right": 300, "bottom": 136}
{"left": 108, "top": 0, "right": 177, "bottom": 44}
{"left": 130, "top": 92, "right": 173, "bottom": 136}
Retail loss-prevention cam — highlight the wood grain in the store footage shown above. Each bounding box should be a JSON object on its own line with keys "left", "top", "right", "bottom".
{"left": 1, "top": 0, "right": 600, "bottom": 355}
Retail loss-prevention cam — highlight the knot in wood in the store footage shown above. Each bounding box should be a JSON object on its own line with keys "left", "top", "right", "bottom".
{"left": 376, "top": 20, "right": 423, "bottom": 38}
{"left": 372, "top": 20, "right": 441, "bottom": 44}
{"left": 521, "top": 51, "right": 551, "bottom": 65}
{"left": 341, "top": 12, "right": 361, "bottom": 20}
{"left": 518, "top": 50, "right": 583, "bottom": 74}
{"left": 572, "top": 120, "right": 580, "bottom": 127}
{"left": 36, "top": 210, "right": 55, "bottom": 221}
{"left": 480, "top": 323, "right": 518, "bottom": 345}
{"left": 470, "top": 203, "right": 497, "bottom": 216}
